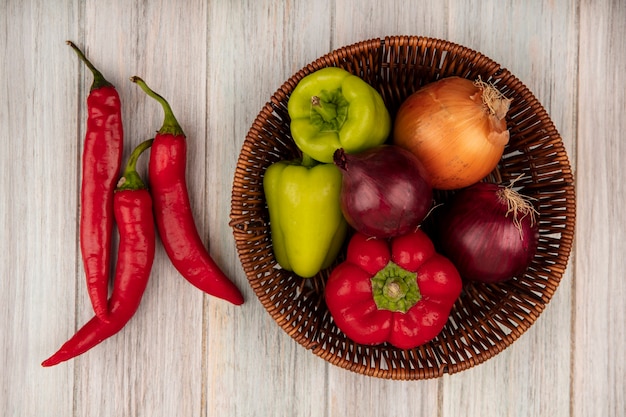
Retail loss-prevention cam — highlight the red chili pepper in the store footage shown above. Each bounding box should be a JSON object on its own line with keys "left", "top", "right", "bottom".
{"left": 42, "top": 140, "right": 155, "bottom": 367}
{"left": 324, "top": 229, "right": 462, "bottom": 349}
{"left": 67, "top": 41, "right": 124, "bottom": 321}
{"left": 130, "top": 77, "right": 244, "bottom": 306}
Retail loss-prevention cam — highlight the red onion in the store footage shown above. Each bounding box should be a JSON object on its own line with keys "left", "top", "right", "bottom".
{"left": 436, "top": 181, "right": 539, "bottom": 283}
{"left": 333, "top": 145, "right": 433, "bottom": 238}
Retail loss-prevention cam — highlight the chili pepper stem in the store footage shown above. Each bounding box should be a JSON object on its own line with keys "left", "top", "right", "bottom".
{"left": 66, "top": 40, "right": 113, "bottom": 91}
{"left": 116, "top": 139, "right": 153, "bottom": 192}
{"left": 130, "top": 76, "right": 184, "bottom": 136}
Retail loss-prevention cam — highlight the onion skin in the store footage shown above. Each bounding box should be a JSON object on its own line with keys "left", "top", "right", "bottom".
{"left": 435, "top": 182, "right": 539, "bottom": 283}
{"left": 393, "top": 76, "right": 511, "bottom": 190}
{"left": 333, "top": 145, "right": 433, "bottom": 238}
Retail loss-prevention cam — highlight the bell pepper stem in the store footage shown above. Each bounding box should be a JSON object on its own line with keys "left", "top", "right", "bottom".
{"left": 383, "top": 279, "right": 405, "bottom": 300}
{"left": 371, "top": 261, "right": 421, "bottom": 313}
{"left": 311, "top": 95, "right": 337, "bottom": 121}
{"left": 301, "top": 153, "right": 317, "bottom": 168}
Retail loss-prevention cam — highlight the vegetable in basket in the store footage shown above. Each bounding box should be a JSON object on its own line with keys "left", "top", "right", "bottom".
{"left": 435, "top": 181, "right": 539, "bottom": 283}
{"left": 263, "top": 155, "right": 348, "bottom": 278}
{"left": 333, "top": 145, "right": 433, "bottom": 238}
{"left": 393, "top": 76, "right": 511, "bottom": 190}
{"left": 324, "top": 229, "right": 462, "bottom": 349}
{"left": 287, "top": 67, "right": 391, "bottom": 164}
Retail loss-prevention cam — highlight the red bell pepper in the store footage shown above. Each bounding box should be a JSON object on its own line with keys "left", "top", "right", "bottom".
{"left": 324, "top": 229, "right": 462, "bottom": 349}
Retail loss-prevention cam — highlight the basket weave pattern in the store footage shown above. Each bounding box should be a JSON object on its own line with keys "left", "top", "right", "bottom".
{"left": 230, "top": 36, "right": 576, "bottom": 379}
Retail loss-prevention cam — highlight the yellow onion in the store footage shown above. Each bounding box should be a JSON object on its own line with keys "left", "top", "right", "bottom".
{"left": 393, "top": 76, "right": 512, "bottom": 190}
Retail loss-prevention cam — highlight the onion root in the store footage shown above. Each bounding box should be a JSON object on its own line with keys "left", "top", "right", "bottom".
{"left": 474, "top": 78, "right": 512, "bottom": 120}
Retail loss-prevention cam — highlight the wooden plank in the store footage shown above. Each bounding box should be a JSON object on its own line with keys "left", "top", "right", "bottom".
{"left": 574, "top": 1, "right": 626, "bottom": 416}
{"left": 333, "top": 0, "right": 448, "bottom": 44}
{"left": 0, "top": 1, "right": 81, "bottom": 416}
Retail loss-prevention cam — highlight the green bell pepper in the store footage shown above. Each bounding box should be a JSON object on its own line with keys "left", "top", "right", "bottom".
{"left": 263, "top": 155, "right": 348, "bottom": 278}
{"left": 287, "top": 67, "right": 391, "bottom": 163}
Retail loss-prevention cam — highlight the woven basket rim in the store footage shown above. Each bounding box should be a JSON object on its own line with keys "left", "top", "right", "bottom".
{"left": 230, "top": 35, "right": 576, "bottom": 380}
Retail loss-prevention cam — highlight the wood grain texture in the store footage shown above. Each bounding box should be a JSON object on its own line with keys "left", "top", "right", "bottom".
{"left": 575, "top": 1, "right": 626, "bottom": 417}
{"left": 1, "top": 0, "right": 624, "bottom": 416}
{"left": 1, "top": 1, "right": 80, "bottom": 417}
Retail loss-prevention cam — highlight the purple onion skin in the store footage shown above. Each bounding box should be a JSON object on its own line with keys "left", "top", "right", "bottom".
{"left": 333, "top": 145, "right": 433, "bottom": 238}
{"left": 436, "top": 182, "right": 539, "bottom": 283}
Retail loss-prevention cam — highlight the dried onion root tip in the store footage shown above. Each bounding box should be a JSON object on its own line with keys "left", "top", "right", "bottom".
{"left": 497, "top": 177, "right": 539, "bottom": 236}
{"left": 436, "top": 180, "right": 540, "bottom": 283}
{"left": 474, "top": 78, "right": 513, "bottom": 120}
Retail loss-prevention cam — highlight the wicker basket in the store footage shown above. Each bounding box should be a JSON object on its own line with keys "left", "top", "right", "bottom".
{"left": 230, "top": 36, "right": 576, "bottom": 380}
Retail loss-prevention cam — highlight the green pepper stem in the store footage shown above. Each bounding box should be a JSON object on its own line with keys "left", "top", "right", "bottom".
{"left": 383, "top": 280, "right": 404, "bottom": 300}
{"left": 301, "top": 153, "right": 317, "bottom": 168}
{"left": 130, "top": 76, "right": 184, "bottom": 136}
{"left": 116, "top": 139, "right": 154, "bottom": 192}
{"left": 66, "top": 40, "right": 113, "bottom": 91}
{"left": 311, "top": 95, "right": 337, "bottom": 122}
{"left": 308, "top": 91, "right": 348, "bottom": 132}
{"left": 371, "top": 261, "right": 421, "bottom": 313}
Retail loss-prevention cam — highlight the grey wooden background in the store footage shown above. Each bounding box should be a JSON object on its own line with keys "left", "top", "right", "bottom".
{"left": 1, "top": 0, "right": 624, "bottom": 416}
